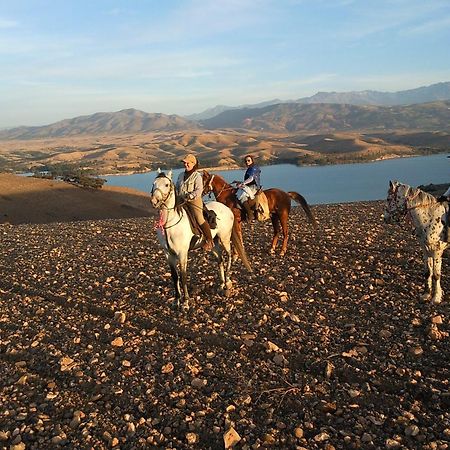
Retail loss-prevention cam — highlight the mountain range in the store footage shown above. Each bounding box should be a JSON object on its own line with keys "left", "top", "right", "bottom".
{"left": 189, "top": 81, "right": 450, "bottom": 120}
{"left": 1, "top": 82, "right": 449, "bottom": 140}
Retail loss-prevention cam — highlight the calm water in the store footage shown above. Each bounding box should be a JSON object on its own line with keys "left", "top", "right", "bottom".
{"left": 105, "top": 154, "right": 449, "bottom": 205}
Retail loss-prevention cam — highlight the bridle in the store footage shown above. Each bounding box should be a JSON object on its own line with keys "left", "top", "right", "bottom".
{"left": 203, "top": 173, "right": 236, "bottom": 199}
{"left": 152, "top": 174, "right": 186, "bottom": 230}
{"left": 388, "top": 184, "right": 439, "bottom": 223}
{"left": 151, "top": 174, "right": 175, "bottom": 208}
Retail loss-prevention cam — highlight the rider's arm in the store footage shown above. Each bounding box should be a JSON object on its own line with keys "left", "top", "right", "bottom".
{"left": 241, "top": 175, "right": 255, "bottom": 186}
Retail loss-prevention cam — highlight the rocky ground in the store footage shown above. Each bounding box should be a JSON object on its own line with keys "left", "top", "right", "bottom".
{"left": 0, "top": 202, "right": 449, "bottom": 450}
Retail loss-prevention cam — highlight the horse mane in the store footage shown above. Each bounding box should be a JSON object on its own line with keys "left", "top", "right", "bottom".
{"left": 403, "top": 183, "right": 437, "bottom": 207}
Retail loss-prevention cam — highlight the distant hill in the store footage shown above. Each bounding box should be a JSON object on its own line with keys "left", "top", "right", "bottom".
{"left": 0, "top": 109, "right": 198, "bottom": 140}
{"left": 185, "top": 99, "right": 283, "bottom": 121}
{"left": 189, "top": 82, "right": 450, "bottom": 120}
{"left": 295, "top": 81, "right": 450, "bottom": 106}
{"left": 200, "top": 100, "right": 450, "bottom": 132}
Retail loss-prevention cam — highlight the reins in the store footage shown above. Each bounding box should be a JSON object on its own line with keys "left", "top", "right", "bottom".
{"left": 206, "top": 174, "right": 236, "bottom": 199}
{"left": 406, "top": 202, "right": 438, "bottom": 211}
{"left": 405, "top": 188, "right": 439, "bottom": 213}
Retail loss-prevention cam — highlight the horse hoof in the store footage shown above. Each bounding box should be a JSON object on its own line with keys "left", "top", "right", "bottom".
{"left": 432, "top": 296, "right": 442, "bottom": 305}
{"left": 170, "top": 297, "right": 180, "bottom": 310}
{"left": 421, "top": 293, "right": 432, "bottom": 302}
{"left": 225, "top": 288, "right": 232, "bottom": 298}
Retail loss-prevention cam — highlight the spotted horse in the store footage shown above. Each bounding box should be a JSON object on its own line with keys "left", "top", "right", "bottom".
{"left": 384, "top": 180, "right": 448, "bottom": 304}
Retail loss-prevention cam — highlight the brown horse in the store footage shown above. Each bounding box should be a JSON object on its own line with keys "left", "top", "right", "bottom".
{"left": 202, "top": 170, "right": 317, "bottom": 256}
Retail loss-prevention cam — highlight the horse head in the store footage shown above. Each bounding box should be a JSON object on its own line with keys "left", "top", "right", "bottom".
{"left": 201, "top": 170, "right": 214, "bottom": 196}
{"left": 151, "top": 169, "right": 174, "bottom": 209}
{"left": 384, "top": 180, "right": 410, "bottom": 224}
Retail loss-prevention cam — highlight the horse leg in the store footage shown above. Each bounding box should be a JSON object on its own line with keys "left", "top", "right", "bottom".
{"left": 431, "top": 250, "right": 444, "bottom": 304}
{"left": 232, "top": 216, "right": 242, "bottom": 262}
{"left": 219, "top": 234, "right": 233, "bottom": 291}
{"left": 212, "top": 242, "right": 226, "bottom": 291}
{"left": 167, "top": 254, "right": 181, "bottom": 309}
{"left": 270, "top": 214, "right": 281, "bottom": 254}
{"left": 421, "top": 252, "right": 433, "bottom": 302}
{"left": 279, "top": 211, "right": 289, "bottom": 257}
{"left": 178, "top": 252, "right": 190, "bottom": 311}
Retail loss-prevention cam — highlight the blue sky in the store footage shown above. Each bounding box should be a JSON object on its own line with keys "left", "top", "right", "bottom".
{"left": 1, "top": 0, "right": 450, "bottom": 127}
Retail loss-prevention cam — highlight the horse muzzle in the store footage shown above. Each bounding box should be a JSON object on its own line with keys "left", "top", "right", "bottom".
{"left": 150, "top": 194, "right": 162, "bottom": 208}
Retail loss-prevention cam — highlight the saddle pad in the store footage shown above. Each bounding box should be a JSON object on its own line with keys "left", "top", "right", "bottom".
{"left": 255, "top": 191, "right": 270, "bottom": 222}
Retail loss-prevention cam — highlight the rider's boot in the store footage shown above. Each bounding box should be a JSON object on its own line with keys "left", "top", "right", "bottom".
{"left": 200, "top": 222, "right": 214, "bottom": 251}
{"left": 243, "top": 199, "right": 255, "bottom": 221}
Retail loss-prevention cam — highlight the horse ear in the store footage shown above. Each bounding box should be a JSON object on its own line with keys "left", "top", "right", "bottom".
{"left": 389, "top": 180, "right": 393, "bottom": 188}
{"left": 167, "top": 169, "right": 173, "bottom": 180}
{"left": 157, "top": 168, "right": 161, "bottom": 174}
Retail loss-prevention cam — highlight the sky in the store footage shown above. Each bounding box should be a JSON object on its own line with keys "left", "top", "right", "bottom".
{"left": 1, "top": 0, "right": 450, "bottom": 128}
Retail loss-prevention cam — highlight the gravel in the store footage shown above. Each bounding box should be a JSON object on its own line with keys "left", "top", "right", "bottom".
{"left": 0, "top": 201, "right": 449, "bottom": 449}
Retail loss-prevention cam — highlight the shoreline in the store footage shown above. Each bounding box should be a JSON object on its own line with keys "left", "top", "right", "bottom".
{"left": 101, "top": 153, "right": 440, "bottom": 178}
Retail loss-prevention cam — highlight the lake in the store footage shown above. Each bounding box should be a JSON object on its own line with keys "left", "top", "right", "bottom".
{"left": 105, "top": 154, "right": 449, "bottom": 205}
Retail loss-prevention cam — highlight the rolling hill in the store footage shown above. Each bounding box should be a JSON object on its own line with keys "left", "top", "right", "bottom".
{"left": 200, "top": 101, "right": 450, "bottom": 132}
{"left": 0, "top": 109, "right": 198, "bottom": 140}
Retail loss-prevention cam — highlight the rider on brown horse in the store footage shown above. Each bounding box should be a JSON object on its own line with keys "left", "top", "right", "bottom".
{"left": 234, "top": 155, "right": 261, "bottom": 221}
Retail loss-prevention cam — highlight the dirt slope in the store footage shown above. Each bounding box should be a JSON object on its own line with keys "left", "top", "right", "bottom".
{"left": 0, "top": 174, "right": 155, "bottom": 224}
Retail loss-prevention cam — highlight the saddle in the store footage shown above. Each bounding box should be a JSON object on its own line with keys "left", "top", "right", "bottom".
{"left": 184, "top": 203, "right": 217, "bottom": 236}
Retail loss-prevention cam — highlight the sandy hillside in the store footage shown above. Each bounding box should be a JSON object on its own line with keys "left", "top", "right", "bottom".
{"left": 0, "top": 174, "right": 155, "bottom": 224}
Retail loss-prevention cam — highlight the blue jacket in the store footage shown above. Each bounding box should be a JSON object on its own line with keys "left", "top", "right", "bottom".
{"left": 243, "top": 165, "right": 261, "bottom": 189}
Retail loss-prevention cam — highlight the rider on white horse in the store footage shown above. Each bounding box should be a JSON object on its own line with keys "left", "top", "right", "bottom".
{"left": 176, "top": 154, "right": 214, "bottom": 251}
{"left": 234, "top": 155, "right": 261, "bottom": 221}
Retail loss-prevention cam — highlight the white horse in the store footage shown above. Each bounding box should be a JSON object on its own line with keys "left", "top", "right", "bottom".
{"left": 150, "top": 170, "right": 251, "bottom": 310}
{"left": 384, "top": 180, "right": 448, "bottom": 304}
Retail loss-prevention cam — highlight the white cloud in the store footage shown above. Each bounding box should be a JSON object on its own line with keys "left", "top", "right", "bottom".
{"left": 0, "top": 18, "right": 18, "bottom": 29}
{"left": 135, "top": 0, "right": 274, "bottom": 44}
{"left": 25, "top": 49, "right": 240, "bottom": 81}
{"left": 401, "top": 15, "right": 450, "bottom": 35}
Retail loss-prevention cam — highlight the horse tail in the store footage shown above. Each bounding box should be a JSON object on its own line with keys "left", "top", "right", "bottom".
{"left": 231, "top": 225, "right": 253, "bottom": 272}
{"left": 288, "top": 192, "right": 318, "bottom": 228}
